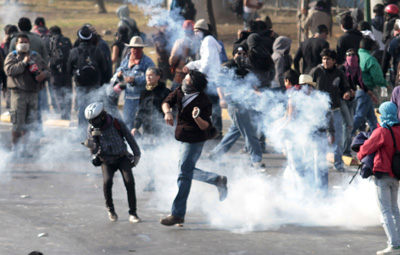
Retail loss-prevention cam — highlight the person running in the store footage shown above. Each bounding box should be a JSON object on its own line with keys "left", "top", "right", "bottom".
{"left": 160, "top": 70, "right": 228, "bottom": 226}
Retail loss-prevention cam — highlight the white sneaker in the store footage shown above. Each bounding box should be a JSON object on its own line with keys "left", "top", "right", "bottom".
{"left": 129, "top": 214, "right": 141, "bottom": 223}
{"left": 376, "top": 246, "right": 400, "bottom": 255}
{"left": 107, "top": 210, "right": 118, "bottom": 222}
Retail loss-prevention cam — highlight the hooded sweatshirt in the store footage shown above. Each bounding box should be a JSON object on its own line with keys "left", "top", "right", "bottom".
{"left": 271, "top": 36, "right": 292, "bottom": 89}
{"left": 116, "top": 5, "right": 138, "bottom": 39}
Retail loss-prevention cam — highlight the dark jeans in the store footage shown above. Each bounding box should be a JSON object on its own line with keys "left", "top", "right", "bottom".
{"left": 101, "top": 156, "right": 138, "bottom": 215}
{"left": 52, "top": 74, "right": 72, "bottom": 120}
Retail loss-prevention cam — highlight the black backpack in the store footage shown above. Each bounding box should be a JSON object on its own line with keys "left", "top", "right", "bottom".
{"left": 75, "top": 47, "right": 99, "bottom": 86}
{"left": 388, "top": 125, "right": 400, "bottom": 179}
{"left": 49, "top": 35, "right": 71, "bottom": 73}
{"left": 230, "top": 0, "right": 244, "bottom": 17}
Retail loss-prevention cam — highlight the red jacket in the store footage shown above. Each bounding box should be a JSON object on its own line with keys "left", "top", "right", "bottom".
{"left": 357, "top": 124, "right": 400, "bottom": 177}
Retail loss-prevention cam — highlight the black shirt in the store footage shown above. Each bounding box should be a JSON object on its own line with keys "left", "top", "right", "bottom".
{"left": 294, "top": 37, "right": 329, "bottom": 74}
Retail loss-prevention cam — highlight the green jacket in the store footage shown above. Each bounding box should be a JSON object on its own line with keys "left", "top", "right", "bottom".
{"left": 358, "top": 48, "right": 387, "bottom": 90}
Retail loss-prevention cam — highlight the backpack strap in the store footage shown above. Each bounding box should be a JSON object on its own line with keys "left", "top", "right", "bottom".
{"left": 388, "top": 126, "right": 398, "bottom": 151}
{"left": 113, "top": 117, "right": 124, "bottom": 138}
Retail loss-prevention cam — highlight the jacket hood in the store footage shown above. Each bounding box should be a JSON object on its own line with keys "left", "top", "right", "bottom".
{"left": 272, "top": 36, "right": 292, "bottom": 56}
{"left": 116, "top": 5, "right": 130, "bottom": 19}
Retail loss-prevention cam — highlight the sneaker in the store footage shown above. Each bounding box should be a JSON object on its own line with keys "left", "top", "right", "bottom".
{"left": 376, "top": 246, "right": 400, "bottom": 255}
{"left": 216, "top": 175, "right": 228, "bottom": 201}
{"left": 252, "top": 162, "right": 266, "bottom": 171}
{"left": 129, "top": 213, "right": 141, "bottom": 223}
{"left": 240, "top": 147, "right": 248, "bottom": 154}
{"left": 107, "top": 209, "right": 118, "bottom": 222}
{"left": 160, "top": 215, "right": 184, "bottom": 226}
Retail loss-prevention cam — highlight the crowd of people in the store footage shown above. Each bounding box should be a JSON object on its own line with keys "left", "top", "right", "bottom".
{"left": 5, "top": 1, "right": 400, "bottom": 254}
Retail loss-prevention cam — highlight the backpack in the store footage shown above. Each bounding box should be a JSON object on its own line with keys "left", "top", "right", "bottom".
{"left": 230, "top": 0, "right": 244, "bottom": 17}
{"left": 75, "top": 47, "right": 99, "bottom": 86}
{"left": 388, "top": 125, "right": 400, "bottom": 179}
{"left": 49, "top": 35, "right": 71, "bottom": 74}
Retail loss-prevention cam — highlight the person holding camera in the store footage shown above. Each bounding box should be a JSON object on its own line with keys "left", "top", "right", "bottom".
{"left": 83, "top": 102, "right": 141, "bottom": 223}
{"left": 4, "top": 33, "right": 50, "bottom": 157}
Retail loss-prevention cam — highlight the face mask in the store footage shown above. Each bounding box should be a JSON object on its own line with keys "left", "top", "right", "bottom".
{"left": 195, "top": 31, "right": 204, "bottom": 40}
{"left": 235, "top": 55, "right": 249, "bottom": 69}
{"left": 16, "top": 43, "right": 29, "bottom": 53}
{"left": 181, "top": 79, "right": 197, "bottom": 94}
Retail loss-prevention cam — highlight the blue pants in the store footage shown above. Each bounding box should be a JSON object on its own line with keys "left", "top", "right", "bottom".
{"left": 352, "top": 90, "right": 378, "bottom": 135}
{"left": 211, "top": 104, "right": 262, "bottom": 163}
{"left": 332, "top": 109, "right": 344, "bottom": 169}
{"left": 340, "top": 99, "right": 356, "bottom": 156}
{"left": 171, "top": 141, "right": 220, "bottom": 218}
{"left": 123, "top": 98, "right": 140, "bottom": 130}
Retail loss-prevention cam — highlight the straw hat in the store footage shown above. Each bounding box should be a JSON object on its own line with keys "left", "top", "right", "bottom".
{"left": 299, "top": 74, "right": 316, "bottom": 87}
{"left": 125, "top": 36, "right": 147, "bottom": 47}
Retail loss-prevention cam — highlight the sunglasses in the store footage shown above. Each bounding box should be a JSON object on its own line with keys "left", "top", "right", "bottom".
{"left": 346, "top": 52, "right": 356, "bottom": 56}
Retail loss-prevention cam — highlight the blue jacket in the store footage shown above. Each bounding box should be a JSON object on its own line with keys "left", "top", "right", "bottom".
{"left": 115, "top": 52, "right": 155, "bottom": 99}
{"left": 351, "top": 131, "right": 375, "bottom": 177}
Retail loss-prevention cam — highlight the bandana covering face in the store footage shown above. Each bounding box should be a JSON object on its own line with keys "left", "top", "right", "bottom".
{"left": 131, "top": 47, "right": 143, "bottom": 60}
{"left": 181, "top": 79, "right": 197, "bottom": 94}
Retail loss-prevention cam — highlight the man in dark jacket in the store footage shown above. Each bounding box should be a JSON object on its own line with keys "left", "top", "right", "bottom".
{"left": 160, "top": 70, "right": 228, "bottom": 226}
{"left": 309, "top": 49, "right": 351, "bottom": 172}
{"left": 294, "top": 24, "right": 329, "bottom": 74}
{"left": 4, "top": 34, "right": 50, "bottom": 157}
{"left": 67, "top": 26, "right": 107, "bottom": 140}
{"left": 48, "top": 26, "right": 73, "bottom": 120}
{"left": 336, "top": 14, "right": 363, "bottom": 65}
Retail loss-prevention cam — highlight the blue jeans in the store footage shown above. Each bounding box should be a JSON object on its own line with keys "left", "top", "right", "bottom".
{"left": 123, "top": 98, "right": 140, "bottom": 130}
{"left": 171, "top": 141, "right": 220, "bottom": 218}
{"left": 211, "top": 104, "right": 262, "bottom": 163}
{"left": 332, "top": 109, "right": 344, "bottom": 169}
{"left": 374, "top": 175, "right": 400, "bottom": 247}
{"left": 340, "top": 99, "right": 356, "bottom": 156}
{"left": 352, "top": 90, "right": 378, "bottom": 136}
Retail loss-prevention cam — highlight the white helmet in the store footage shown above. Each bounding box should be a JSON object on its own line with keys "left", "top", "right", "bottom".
{"left": 84, "top": 102, "right": 104, "bottom": 120}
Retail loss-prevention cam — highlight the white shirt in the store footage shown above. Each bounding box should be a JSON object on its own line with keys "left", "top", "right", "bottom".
{"left": 186, "top": 35, "right": 222, "bottom": 84}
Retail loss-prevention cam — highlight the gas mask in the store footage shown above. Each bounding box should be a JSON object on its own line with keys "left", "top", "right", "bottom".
{"left": 16, "top": 43, "right": 30, "bottom": 53}
{"left": 235, "top": 55, "right": 249, "bottom": 69}
{"left": 89, "top": 114, "right": 105, "bottom": 128}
